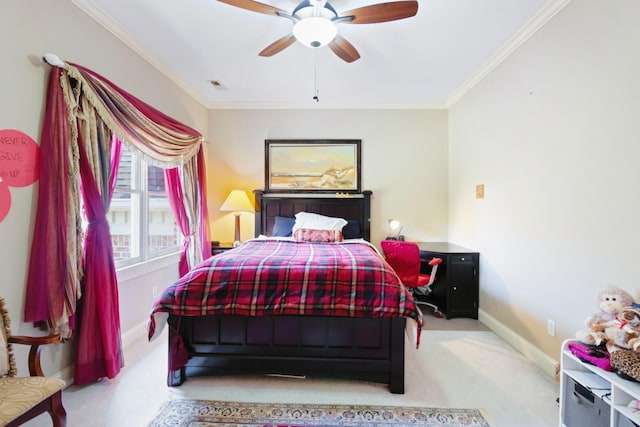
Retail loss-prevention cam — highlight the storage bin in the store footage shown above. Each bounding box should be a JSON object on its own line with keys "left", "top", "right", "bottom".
{"left": 563, "top": 377, "right": 609, "bottom": 427}
{"left": 617, "top": 416, "right": 640, "bottom": 427}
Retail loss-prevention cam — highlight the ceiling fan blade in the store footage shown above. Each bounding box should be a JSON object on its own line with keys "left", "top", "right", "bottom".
{"left": 259, "top": 35, "right": 297, "bottom": 57}
{"left": 329, "top": 35, "right": 360, "bottom": 63}
{"left": 217, "top": 0, "right": 287, "bottom": 16}
{"left": 339, "top": 0, "right": 418, "bottom": 24}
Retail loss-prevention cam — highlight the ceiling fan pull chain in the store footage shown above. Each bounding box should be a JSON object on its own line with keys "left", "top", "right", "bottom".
{"left": 313, "top": 50, "right": 320, "bottom": 102}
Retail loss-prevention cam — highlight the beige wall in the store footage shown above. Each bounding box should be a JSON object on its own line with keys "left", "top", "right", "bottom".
{"left": 206, "top": 109, "right": 449, "bottom": 245}
{"left": 0, "top": 0, "right": 207, "bottom": 377}
{"left": 449, "top": 0, "right": 640, "bottom": 360}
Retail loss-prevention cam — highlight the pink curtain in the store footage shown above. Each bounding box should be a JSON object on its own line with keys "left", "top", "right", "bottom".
{"left": 25, "top": 62, "right": 207, "bottom": 385}
{"left": 165, "top": 167, "right": 190, "bottom": 276}
{"left": 25, "top": 67, "right": 78, "bottom": 336}
{"left": 197, "top": 149, "right": 210, "bottom": 262}
{"left": 74, "top": 133, "right": 123, "bottom": 383}
{"left": 165, "top": 149, "right": 209, "bottom": 276}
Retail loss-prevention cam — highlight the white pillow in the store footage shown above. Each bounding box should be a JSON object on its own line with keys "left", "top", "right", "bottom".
{"left": 292, "top": 212, "right": 348, "bottom": 233}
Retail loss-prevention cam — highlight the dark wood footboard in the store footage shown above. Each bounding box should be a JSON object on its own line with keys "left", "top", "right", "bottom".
{"left": 167, "top": 314, "right": 406, "bottom": 394}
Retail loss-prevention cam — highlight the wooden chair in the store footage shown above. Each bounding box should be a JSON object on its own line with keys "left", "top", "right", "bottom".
{"left": 0, "top": 297, "right": 67, "bottom": 426}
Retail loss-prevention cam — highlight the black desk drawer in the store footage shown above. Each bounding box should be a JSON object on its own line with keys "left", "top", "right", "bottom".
{"left": 450, "top": 255, "right": 474, "bottom": 264}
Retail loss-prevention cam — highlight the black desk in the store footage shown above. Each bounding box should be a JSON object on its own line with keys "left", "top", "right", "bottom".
{"left": 417, "top": 242, "right": 479, "bottom": 319}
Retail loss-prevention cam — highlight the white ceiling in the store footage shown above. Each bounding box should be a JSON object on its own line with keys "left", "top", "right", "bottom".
{"left": 71, "top": 0, "right": 570, "bottom": 109}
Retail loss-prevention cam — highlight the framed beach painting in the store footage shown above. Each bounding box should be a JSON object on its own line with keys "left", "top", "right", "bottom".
{"left": 265, "top": 139, "right": 361, "bottom": 193}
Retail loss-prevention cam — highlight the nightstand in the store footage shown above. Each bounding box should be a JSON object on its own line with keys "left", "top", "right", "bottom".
{"left": 210, "top": 242, "right": 234, "bottom": 256}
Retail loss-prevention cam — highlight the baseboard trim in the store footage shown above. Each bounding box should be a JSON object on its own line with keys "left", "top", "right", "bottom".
{"left": 55, "top": 364, "right": 74, "bottom": 388}
{"left": 479, "top": 309, "right": 559, "bottom": 379}
{"left": 122, "top": 319, "right": 149, "bottom": 349}
{"left": 55, "top": 319, "right": 149, "bottom": 387}
{"left": 57, "top": 314, "right": 558, "bottom": 386}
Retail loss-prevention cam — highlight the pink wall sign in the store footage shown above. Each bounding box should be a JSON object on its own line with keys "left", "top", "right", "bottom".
{"left": 0, "top": 129, "right": 41, "bottom": 222}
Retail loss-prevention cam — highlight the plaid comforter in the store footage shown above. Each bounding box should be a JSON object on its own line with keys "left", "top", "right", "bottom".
{"left": 148, "top": 238, "right": 421, "bottom": 339}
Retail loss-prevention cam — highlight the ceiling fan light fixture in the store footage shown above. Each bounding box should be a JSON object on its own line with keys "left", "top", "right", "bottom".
{"left": 293, "top": 17, "right": 337, "bottom": 48}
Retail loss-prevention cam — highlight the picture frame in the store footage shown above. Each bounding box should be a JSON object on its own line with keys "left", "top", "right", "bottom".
{"left": 265, "top": 139, "right": 361, "bottom": 193}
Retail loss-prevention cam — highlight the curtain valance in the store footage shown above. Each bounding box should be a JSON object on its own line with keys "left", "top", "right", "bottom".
{"left": 65, "top": 63, "right": 203, "bottom": 167}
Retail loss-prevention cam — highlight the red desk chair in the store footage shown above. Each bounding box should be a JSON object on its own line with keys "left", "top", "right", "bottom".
{"left": 380, "top": 240, "right": 444, "bottom": 318}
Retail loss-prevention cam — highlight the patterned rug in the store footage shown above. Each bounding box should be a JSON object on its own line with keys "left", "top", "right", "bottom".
{"left": 148, "top": 399, "right": 490, "bottom": 427}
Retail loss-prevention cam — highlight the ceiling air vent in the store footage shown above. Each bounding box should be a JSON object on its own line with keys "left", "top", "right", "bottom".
{"left": 209, "top": 80, "right": 228, "bottom": 90}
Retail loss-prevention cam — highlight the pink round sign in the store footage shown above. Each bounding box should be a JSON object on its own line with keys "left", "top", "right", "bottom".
{"left": 0, "top": 183, "right": 9, "bottom": 222}
{"left": 0, "top": 129, "right": 40, "bottom": 221}
{"left": 0, "top": 129, "right": 40, "bottom": 187}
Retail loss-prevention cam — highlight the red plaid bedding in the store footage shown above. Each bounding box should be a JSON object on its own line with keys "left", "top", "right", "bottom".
{"left": 148, "top": 239, "right": 421, "bottom": 339}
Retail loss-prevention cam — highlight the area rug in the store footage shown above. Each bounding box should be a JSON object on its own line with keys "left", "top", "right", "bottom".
{"left": 148, "top": 399, "right": 490, "bottom": 427}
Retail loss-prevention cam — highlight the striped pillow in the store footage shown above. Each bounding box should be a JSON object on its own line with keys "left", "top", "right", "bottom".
{"left": 293, "top": 228, "right": 343, "bottom": 243}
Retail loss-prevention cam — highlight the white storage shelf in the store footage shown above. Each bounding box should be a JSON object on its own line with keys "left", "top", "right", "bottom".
{"left": 560, "top": 339, "right": 640, "bottom": 427}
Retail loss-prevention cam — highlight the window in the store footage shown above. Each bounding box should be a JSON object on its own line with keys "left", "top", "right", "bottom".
{"left": 109, "top": 145, "right": 182, "bottom": 267}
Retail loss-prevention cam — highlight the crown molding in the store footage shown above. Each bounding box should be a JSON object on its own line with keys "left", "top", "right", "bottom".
{"left": 205, "top": 102, "right": 448, "bottom": 110}
{"left": 70, "top": 0, "right": 210, "bottom": 108}
{"left": 446, "top": 0, "right": 573, "bottom": 108}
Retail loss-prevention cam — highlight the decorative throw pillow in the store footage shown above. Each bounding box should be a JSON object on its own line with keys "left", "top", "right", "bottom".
{"left": 293, "top": 228, "right": 344, "bottom": 243}
{"left": 342, "top": 219, "right": 361, "bottom": 239}
{"left": 272, "top": 216, "right": 295, "bottom": 237}
{"left": 292, "top": 212, "right": 348, "bottom": 234}
{"left": 611, "top": 349, "right": 640, "bottom": 381}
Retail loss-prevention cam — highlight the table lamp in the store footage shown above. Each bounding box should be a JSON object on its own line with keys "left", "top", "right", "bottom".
{"left": 220, "top": 189, "right": 254, "bottom": 247}
{"left": 387, "top": 219, "right": 402, "bottom": 240}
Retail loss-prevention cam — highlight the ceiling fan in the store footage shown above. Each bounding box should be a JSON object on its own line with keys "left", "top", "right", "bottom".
{"left": 217, "top": 0, "right": 419, "bottom": 63}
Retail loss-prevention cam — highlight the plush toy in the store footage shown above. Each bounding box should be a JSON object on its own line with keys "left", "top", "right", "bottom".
{"left": 590, "top": 307, "right": 640, "bottom": 353}
{"left": 576, "top": 286, "right": 635, "bottom": 346}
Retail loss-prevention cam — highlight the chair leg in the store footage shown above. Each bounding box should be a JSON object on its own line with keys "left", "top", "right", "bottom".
{"left": 417, "top": 301, "right": 444, "bottom": 318}
{"left": 49, "top": 391, "right": 67, "bottom": 427}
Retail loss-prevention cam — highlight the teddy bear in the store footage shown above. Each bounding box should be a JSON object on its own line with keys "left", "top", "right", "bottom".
{"left": 590, "top": 307, "right": 640, "bottom": 353}
{"left": 576, "top": 286, "right": 635, "bottom": 346}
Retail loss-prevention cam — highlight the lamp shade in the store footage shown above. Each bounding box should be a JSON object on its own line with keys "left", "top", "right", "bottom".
{"left": 388, "top": 219, "right": 401, "bottom": 232}
{"left": 387, "top": 219, "right": 402, "bottom": 240}
{"left": 220, "top": 190, "right": 253, "bottom": 212}
{"left": 293, "top": 17, "right": 337, "bottom": 48}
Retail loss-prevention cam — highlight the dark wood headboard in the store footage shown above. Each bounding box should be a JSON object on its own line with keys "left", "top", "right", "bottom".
{"left": 253, "top": 190, "right": 373, "bottom": 241}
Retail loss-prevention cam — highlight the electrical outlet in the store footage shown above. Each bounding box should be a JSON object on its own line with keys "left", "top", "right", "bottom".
{"left": 152, "top": 286, "right": 158, "bottom": 298}
{"left": 547, "top": 319, "right": 556, "bottom": 337}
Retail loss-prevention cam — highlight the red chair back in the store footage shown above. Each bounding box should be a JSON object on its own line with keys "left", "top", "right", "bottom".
{"left": 380, "top": 240, "right": 422, "bottom": 288}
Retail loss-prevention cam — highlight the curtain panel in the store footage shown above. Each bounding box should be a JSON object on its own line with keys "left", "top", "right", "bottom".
{"left": 25, "top": 62, "right": 207, "bottom": 384}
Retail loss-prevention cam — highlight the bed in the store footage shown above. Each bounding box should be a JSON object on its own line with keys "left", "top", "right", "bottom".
{"left": 148, "top": 190, "right": 422, "bottom": 394}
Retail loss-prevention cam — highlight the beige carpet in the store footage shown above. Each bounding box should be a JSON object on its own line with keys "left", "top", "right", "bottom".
{"left": 148, "top": 399, "right": 491, "bottom": 427}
